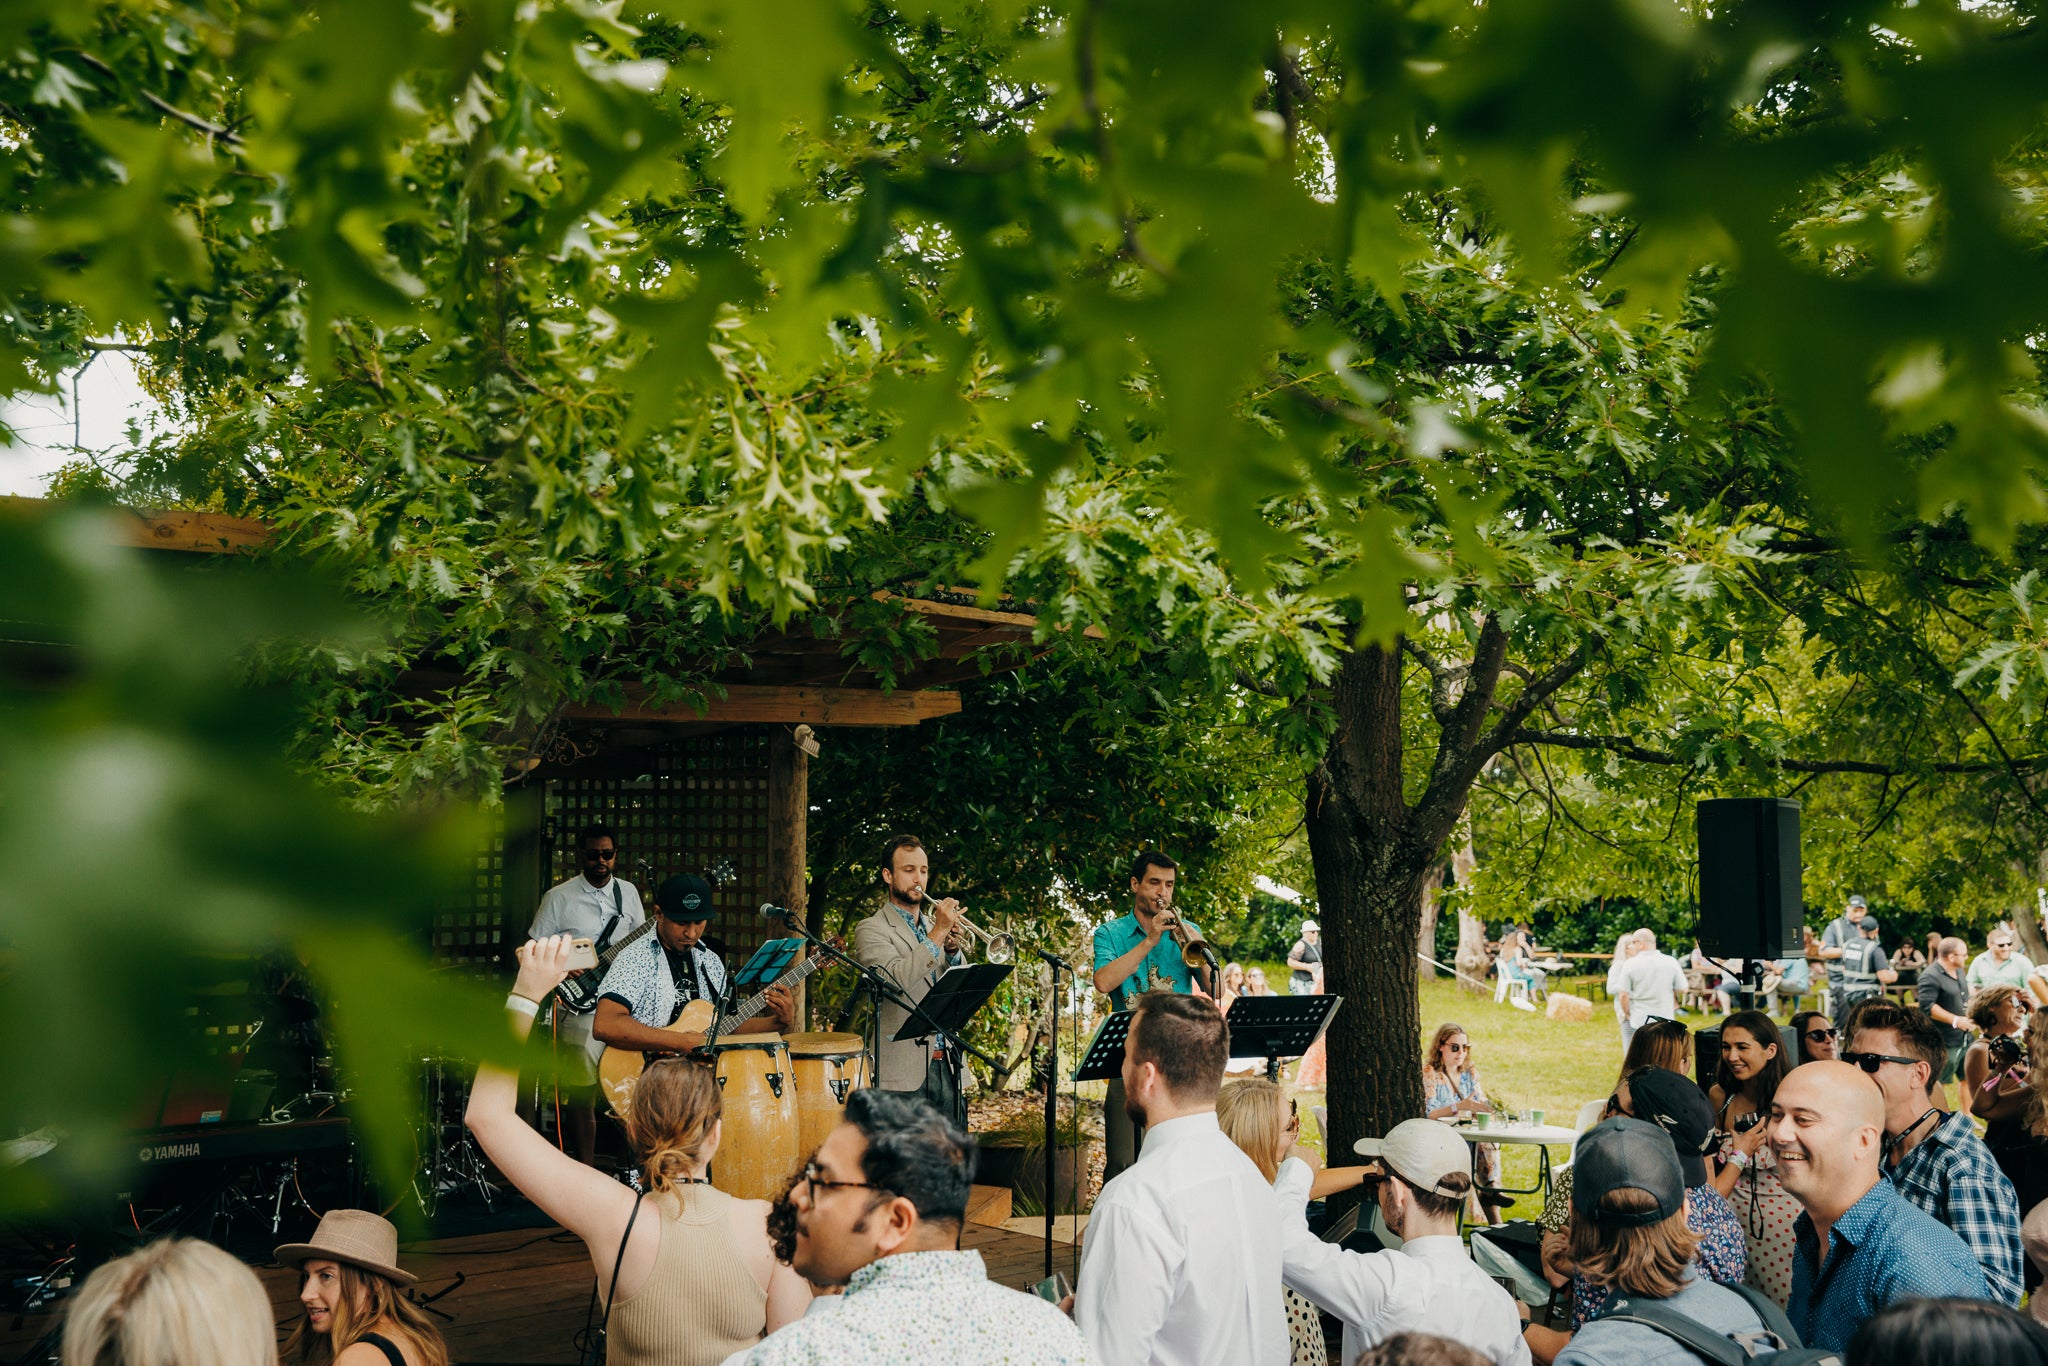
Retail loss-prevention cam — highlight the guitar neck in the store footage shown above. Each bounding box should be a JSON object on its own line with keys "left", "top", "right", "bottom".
{"left": 716, "top": 952, "right": 827, "bottom": 1035}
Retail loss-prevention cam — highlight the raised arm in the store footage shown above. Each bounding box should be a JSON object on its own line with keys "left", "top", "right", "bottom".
{"left": 1092, "top": 923, "right": 1160, "bottom": 998}
{"left": 855, "top": 912, "right": 942, "bottom": 1000}
{"left": 467, "top": 936, "right": 645, "bottom": 1280}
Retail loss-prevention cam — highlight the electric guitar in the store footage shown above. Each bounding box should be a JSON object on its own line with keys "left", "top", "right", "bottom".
{"left": 596, "top": 939, "right": 838, "bottom": 1119}
{"left": 546, "top": 858, "right": 737, "bottom": 1016}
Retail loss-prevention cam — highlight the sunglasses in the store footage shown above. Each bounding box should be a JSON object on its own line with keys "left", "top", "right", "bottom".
{"left": 1284, "top": 1099, "right": 1301, "bottom": 1135}
{"left": 1447, "top": 1043, "right": 1471, "bottom": 1053}
{"left": 1803, "top": 1027, "right": 1838, "bottom": 1044}
{"left": 1841, "top": 1050, "right": 1921, "bottom": 1074}
{"left": 583, "top": 847, "right": 618, "bottom": 861}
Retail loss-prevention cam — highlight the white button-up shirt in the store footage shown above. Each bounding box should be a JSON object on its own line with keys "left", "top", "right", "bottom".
{"left": 1273, "top": 1159, "right": 1531, "bottom": 1366}
{"left": 1076, "top": 1111, "right": 1287, "bottom": 1366}
{"left": 530, "top": 872, "right": 645, "bottom": 943}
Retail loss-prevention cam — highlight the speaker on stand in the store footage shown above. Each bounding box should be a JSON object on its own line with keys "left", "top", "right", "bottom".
{"left": 1695, "top": 798, "right": 1804, "bottom": 1089}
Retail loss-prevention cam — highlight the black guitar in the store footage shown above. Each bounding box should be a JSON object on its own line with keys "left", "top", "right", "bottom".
{"left": 545, "top": 858, "right": 737, "bottom": 1015}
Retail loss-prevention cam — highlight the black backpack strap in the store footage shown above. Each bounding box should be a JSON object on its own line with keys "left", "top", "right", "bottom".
{"left": 1720, "top": 1282, "right": 1806, "bottom": 1350}
{"left": 1596, "top": 1296, "right": 1749, "bottom": 1366}
{"left": 593, "top": 881, "right": 625, "bottom": 954}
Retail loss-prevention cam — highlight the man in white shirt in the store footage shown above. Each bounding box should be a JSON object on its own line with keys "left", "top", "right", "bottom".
{"left": 1075, "top": 992, "right": 1286, "bottom": 1366}
{"left": 1616, "top": 929, "right": 1688, "bottom": 1030}
{"left": 526, "top": 821, "right": 645, "bottom": 1163}
{"left": 1273, "top": 1119, "right": 1530, "bottom": 1366}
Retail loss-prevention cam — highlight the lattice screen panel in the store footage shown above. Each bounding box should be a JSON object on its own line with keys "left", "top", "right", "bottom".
{"left": 432, "top": 802, "right": 510, "bottom": 980}
{"left": 543, "top": 732, "right": 776, "bottom": 967}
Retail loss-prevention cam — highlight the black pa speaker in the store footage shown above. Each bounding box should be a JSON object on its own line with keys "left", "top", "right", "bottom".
{"left": 1697, "top": 797, "right": 1803, "bottom": 959}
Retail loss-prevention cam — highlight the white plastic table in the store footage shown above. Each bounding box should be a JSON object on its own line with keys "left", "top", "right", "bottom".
{"left": 1441, "top": 1118, "right": 1580, "bottom": 1227}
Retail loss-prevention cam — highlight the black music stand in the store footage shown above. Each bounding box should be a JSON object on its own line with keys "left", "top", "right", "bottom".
{"left": 1071, "top": 1010, "right": 1134, "bottom": 1083}
{"left": 1225, "top": 995, "right": 1343, "bottom": 1082}
{"left": 889, "top": 963, "right": 1013, "bottom": 1047}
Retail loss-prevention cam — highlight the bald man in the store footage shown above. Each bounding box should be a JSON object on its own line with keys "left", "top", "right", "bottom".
{"left": 1771, "top": 1061, "right": 1993, "bottom": 1352}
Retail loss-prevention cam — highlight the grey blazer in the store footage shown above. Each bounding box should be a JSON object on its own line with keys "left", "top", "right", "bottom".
{"left": 853, "top": 902, "right": 957, "bottom": 1090}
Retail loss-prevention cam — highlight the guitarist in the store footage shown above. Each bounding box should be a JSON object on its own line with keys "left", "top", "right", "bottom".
{"left": 527, "top": 822, "right": 645, "bottom": 1164}
{"left": 593, "top": 872, "right": 795, "bottom": 1063}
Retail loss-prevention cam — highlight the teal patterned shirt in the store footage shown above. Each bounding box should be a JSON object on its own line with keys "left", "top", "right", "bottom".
{"left": 1093, "top": 913, "right": 1204, "bottom": 1010}
{"left": 729, "top": 1250, "right": 1094, "bottom": 1366}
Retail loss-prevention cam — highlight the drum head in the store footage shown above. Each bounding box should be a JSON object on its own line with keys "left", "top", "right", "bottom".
{"left": 783, "top": 1032, "right": 865, "bottom": 1057}
{"left": 709, "top": 1035, "right": 786, "bottom": 1053}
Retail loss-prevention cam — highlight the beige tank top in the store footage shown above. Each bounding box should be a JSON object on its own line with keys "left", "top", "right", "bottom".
{"left": 608, "top": 1186, "right": 768, "bottom": 1366}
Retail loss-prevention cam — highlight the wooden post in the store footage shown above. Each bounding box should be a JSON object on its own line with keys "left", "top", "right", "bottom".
{"left": 768, "top": 727, "right": 811, "bottom": 1026}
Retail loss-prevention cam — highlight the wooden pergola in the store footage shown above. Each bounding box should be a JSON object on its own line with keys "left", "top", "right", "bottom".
{"left": 34, "top": 497, "right": 1080, "bottom": 979}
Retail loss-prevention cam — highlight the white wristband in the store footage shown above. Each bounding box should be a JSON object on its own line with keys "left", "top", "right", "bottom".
{"left": 505, "top": 993, "right": 542, "bottom": 1019}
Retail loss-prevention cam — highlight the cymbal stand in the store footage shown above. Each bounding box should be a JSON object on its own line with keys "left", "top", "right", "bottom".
{"left": 411, "top": 1060, "right": 497, "bottom": 1218}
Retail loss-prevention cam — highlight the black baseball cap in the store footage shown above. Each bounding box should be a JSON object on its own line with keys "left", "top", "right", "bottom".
{"left": 1572, "top": 1118, "right": 1687, "bottom": 1227}
{"left": 1859, "top": 915, "right": 1882, "bottom": 935}
{"left": 1625, "top": 1067, "right": 1718, "bottom": 1187}
{"left": 656, "top": 873, "right": 714, "bottom": 921}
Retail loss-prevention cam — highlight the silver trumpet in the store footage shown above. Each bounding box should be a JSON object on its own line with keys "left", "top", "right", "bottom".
{"left": 922, "top": 891, "right": 1015, "bottom": 965}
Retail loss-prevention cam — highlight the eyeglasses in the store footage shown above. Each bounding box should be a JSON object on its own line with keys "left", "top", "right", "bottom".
{"left": 799, "top": 1161, "right": 884, "bottom": 1204}
{"left": 1803, "top": 1028, "right": 1838, "bottom": 1044}
{"left": 1841, "top": 1051, "right": 1922, "bottom": 1074}
{"left": 583, "top": 847, "right": 617, "bottom": 861}
{"left": 1447, "top": 1043, "right": 1470, "bottom": 1053}
{"left": 1993, "top": 941, "right": 2015, "bottom": 950}
{"left": 1284, "top": 1099, "right": 1301, "bottom": 1135}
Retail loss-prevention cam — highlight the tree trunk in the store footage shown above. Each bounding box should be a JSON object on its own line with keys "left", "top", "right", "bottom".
{"left": 1418, "top": 863, "right": 1445, "bottom": 977}
{"left": 1307, "top": 648, "right": 1436, "bottom": 1161}
{"left": 1448, "top": 820, "right": 1489, "bottom": 994}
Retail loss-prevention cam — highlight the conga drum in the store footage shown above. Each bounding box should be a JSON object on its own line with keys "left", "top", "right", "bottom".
{"left": 707, "top": 1036, "right": 798, "bottom": 1201}
{"left": 783, "top": 1032, "right": 872, "bottom": 1155}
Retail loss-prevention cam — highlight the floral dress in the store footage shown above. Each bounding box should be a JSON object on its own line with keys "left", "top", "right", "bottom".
{"left": 1716, "top": 1124, "right": 1802, "bottom": 1306}
{"left": 1423, "top": 1067, "right": 1500, "bottom": 1186}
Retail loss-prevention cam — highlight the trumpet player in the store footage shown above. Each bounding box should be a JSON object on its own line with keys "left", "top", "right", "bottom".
{"left": 1092, "top": 849, "right": 1213, "bottom": 1178}
{"left": 854, "top": 834, "right": 969, "bottom": 1126}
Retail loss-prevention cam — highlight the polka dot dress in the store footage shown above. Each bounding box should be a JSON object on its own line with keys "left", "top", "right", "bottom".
{"left": 1719, "top": 1132, "right": 1802, "bottom": 1307}
{"left": 1285, "top": 1288, "right": 1328, "bottom": 1366}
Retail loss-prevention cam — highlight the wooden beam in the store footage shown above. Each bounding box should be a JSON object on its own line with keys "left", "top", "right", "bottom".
{"left": 1, "top": 498, "right": 272, "bottom": 554}
{"left": 874, "top": 589, "right": 1105, "bottom": 641}
{"left": 560, "top": 684, "right": 960, "bottom": 727}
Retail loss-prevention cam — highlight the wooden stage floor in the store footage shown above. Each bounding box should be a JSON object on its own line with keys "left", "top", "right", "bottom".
{"left": 4, "top": 1221, "right": 1075, "bottom": 1365}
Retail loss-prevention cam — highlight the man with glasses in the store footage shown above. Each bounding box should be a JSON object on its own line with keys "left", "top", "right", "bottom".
{"left": 1770, "top": 1060, "right": 1991, "bottom": 1351}
{"left": 735, "top": 1089, "right": 1091, "bottom": 1365}
{"left": 526, "top": 822, "right": 645, "bottom": 1164}
{"left": 1272, "top": 1119, "right": 1529, "bottom": 1366}
{"left": 1967, "top": 926, "right": 2038, "bottom": 996}
{"left": 1842, "top": 1000, "right": 2023, "bottom": 1306}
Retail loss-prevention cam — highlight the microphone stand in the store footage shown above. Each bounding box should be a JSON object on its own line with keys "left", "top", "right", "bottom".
{"left": 763, "top": 908, "right": 1002, "bottom": 1073}
{"left": 1032, "top": 945, "right": 1081, "bottom": 1281}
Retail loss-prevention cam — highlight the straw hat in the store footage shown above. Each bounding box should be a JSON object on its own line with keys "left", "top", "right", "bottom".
{"left": 274, "top": 1209, "right": 416, "bottom": 1285}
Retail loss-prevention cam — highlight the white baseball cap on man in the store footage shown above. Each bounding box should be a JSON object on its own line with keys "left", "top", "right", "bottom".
{"left": 1301, "top": 919, "right": 1320, "bottom": 933}
{"left": 1353, "top": 1119, "right": 1471, "bottom": 1197}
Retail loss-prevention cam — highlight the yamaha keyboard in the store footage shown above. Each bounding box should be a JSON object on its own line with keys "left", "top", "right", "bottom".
{"left": 128, "top": 1116, "right": 352, "bottom": 1168}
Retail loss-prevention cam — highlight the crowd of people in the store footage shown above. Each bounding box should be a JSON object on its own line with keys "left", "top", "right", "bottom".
{"left": 50, "top": 865, "right": 2048, "bottom": 1366}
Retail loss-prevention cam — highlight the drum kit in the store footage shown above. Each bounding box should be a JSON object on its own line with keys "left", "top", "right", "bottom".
{"left": 611, "top": 1031, "right": 872, "bottom": 1201}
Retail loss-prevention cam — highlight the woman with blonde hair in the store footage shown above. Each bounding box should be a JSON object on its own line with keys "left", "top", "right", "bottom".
{"left": 62, "top": 1237, "right": 274, "bottom": 1366}
{"left": 278, "top": 1210, "right": 449, "bottom": 1366}
{"left": 1217, "top": 1079, "right": 1368, "bottom": 1366}
{"left": 467, "top": 934, "right": 810, "bottom": 1365}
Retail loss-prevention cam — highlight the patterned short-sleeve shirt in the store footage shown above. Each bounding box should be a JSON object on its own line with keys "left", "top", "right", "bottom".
{"left": 596, "top": 934, "right": 729, "bottom": 1030}
{"left": 1093, "top": 913, "right": 1204, "bottom": 1010}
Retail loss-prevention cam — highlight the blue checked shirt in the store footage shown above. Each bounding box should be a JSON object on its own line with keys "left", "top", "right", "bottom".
{"left": 1884, "top": 1106, "right": 2025, "bottom": 1306}
{"left": 1789, "top": 1177, "right": 1993, "bottom": 1351}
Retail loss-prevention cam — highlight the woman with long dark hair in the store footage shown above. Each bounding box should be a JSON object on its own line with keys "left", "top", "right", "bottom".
{"left": 1790, "top": 1010, "right": 1837, "bottom": 1064}
{"left": 1705, "top": 1009, "right": 1800, "bottom": 1306}
{"left": 277, "top": 1211, "right": 450, "bottom": 1366}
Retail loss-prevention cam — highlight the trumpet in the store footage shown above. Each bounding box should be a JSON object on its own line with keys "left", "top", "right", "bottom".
{"left": 1156, "top": 901, "right": 1219, "bottom": 977}
{"left": 922, "top": 892, "right": 1015, "bottom": 965}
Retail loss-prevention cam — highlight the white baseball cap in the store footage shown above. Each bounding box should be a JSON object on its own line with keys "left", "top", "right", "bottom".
{"left": 1353, "top": 1119, "right": 1471, "bottom": 1197}
{"left": 1301, "top": 919, "right": 1320, "bottom": 933}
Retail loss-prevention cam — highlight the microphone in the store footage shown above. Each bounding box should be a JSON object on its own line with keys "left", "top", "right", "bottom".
{"left": 760, "top": 902, "right": 796, "bottom": 921}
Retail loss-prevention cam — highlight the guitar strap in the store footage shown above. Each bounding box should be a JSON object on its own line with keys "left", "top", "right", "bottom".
{"left": 662, "top": 944, "right": 711, "bottom": 1027}
{"left": 592, "top": 881, "right": 624, "bottom": 955}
